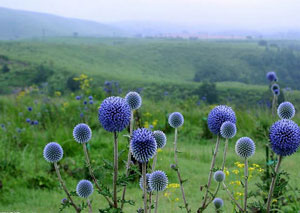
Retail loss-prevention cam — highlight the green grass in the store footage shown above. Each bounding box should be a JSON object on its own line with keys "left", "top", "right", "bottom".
{"left": 1, "top": 92, "right": 300, "bottom": 212}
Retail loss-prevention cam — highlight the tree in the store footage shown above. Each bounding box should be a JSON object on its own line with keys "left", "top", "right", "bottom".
{"left": 194, "top": 81, "right": 218, "bottom": 104}
{"left": 1, "top": 64, "right": 10, "bottom": 73}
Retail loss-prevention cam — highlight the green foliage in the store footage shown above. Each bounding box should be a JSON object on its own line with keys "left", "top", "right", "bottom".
{"left": 193, "top": 82, "right": 218, "bottom": 104}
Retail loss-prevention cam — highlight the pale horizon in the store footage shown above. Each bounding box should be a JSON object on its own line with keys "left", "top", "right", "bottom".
{"left": 0, "top": 0, "right": 300, "bottom": 32}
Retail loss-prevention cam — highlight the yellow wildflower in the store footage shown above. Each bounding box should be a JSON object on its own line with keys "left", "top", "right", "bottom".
{"left": 233, "top": 169, "right": 239, "bottom": 175}
{"left": 249, "top": 167, "right": 255, "bottom": 171}
{"left": 55, "top": 91, "right": 61, "bottom": 97}
{"left": 237, "top": 163, "right": 244, "bottom": 168}
{"left": 144, "top": 121, "right": 149, "bottom": 128}
{"left": 175, "top": 198, "right": 179, "bottom": 202}
{"left": 157, "top": 148, "right": 162, "bottom": 153}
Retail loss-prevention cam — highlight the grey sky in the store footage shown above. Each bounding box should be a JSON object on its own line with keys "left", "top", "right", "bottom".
{"left": 0, "top": 0, "right": 299, "bottom": 30}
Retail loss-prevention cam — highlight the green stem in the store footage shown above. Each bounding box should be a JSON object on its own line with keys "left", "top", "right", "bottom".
{"left": 201, "top": 135, "right": 221, "bottom": 209}
{"left": 113, "top": 132, "right": 118, "bottom": 208}
{"left": 266, "top": 155, "right": 282, "bottom": 212}
{"left": 121, "top": 110, "right": 134, "bottom": 209}
{"left": 142, "top": 163, "right": 148, "bottom": 213}
{"left": 244, "top": 158, "right": 248, "bottom": 212}
{"left": 222, "top": 182, "right": 243, "bottom": 212}
{"left": 154, "top": 192, "right": 159, "bottom": 213}
{"left": 83, "top": 143, "right": 113, "bottom": 206}
{"left": 54, "top": 162, "right": 81, "bottom": 213}
{"left": 221, "top": 139, "right": 228, "bottom": 171}
{"left": 87, "top": 198, "right": 92, "bottom": 213}
{"left": 174, "top": 128, "right": 190, "bottom": 213}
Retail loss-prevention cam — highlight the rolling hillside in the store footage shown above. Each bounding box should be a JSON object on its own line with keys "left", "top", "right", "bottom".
{"left": 0, "top": 7, "right": 123, "bottom": 40}
{"left": 1, "top": 37, "right": 300, "bottom": 104}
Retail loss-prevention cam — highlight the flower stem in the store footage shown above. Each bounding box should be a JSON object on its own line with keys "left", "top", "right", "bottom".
{"left": 121, "top": 110, "right": 134, "bottom": 209}
{"left": 154, "top": 192, "right": 159, "bottom": 213}
{"left": 54, "top": 162, "right": 81, "bottom": 213}
{"left": 82, "top": 143, "right": 113, "bottom": 206}
{"left": 222, "top": 182, "right": 243, "bottom": 212}
{"left": 174, "top": 128, "right": 190, "bottom": 213}
{"left": 142, "top": 162, "right": 148, "bottom": 213}
{"left": 113, "top": 131, "right": 118, "bottom": 208}
{"left": 244, "top": 158, "right": 248, "bottom": 212}
{"left": 149, "top": 153, "right": 158, "bottom": 213}
{"left": 87, "top": 198, "right": 92, "bottom": 213}
{"left": 201, "top": 135, "right": 221, "bottom": 209}
{"left": 266, "top": 155, "right": 282, "bottom": 212}
{"left": 221, "top": 139, "right": 228, "bottom": 171}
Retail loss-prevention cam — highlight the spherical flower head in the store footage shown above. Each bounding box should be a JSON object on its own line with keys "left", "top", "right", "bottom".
{"left": 207, "top": 105, "right": 236, "bottom": 135}
{"left": 220, "top": 121, "right": 237, "bottom": 139}
{"left": 153, "top": 130, "right": 167, "bottom": 149}
{"left": 130, "top": 128, "right": 157, "bottom": 163}
{"left": 76, "top": 180, "right": 93, "bottom": 198}
{"left": 73, "top": 123, "right": 92, "bottom": 144}
{"left": 125, "top": 91, "right": 142, "bottom": 110}
{"left": 76, "top": 96, "right": 81, "bottom": 100}
{"left": 83, "top": 101, "right": 87, "bottom": 105}
{"left": 26, "top": 118, "right": 31, "bottom": 123}
{"left": 235, "top": 137, "right": 255, "bottom": 158}
{"left": 168, "top": 112, "right": 184, "bottom": 128}
{"left": 266, "top": 71, "right": 277, "bottom": 82}
{"left": 34, "top": 120, "right": 38, "bottom": 125}
{"left": 89, "top": 100, "right": 94, "bottom": 105}
{"left": 149, "top": 170, "right": 168, "bottom": 191}
{"left": 213, "top": 171, "right": 225, "bottom": 182}
{"left": 213, "top": 198, "right": 224, "bottom": 209}
{"left": 98, "top": 96, "right": 131, "bottom": 132}
{"left": 269, "top": 119, "right": 300, "bottom": 156}
{"left": 139, "top": 173, "right": 152, "bottom": 192}
{"left": 88, "top": 96, "right": 93, "bottom": 100}
{"left": 43, "top": 142, "right": 63, "bottom": 163}
{"left": 277, "top": 102, "right": 295, "bottom": 120}
{"left": 271, "top": 84, "right": 280, "bottom": 96}
{"left": 27, "top": 107, "right": 32, "bottom": 112}
{"left": 61, "top": 198, "right": 68, "bottom": 204}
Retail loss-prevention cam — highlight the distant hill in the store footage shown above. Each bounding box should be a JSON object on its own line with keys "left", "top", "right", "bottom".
{"left": 0, "top": 7, "right": 123, "bottom": 40}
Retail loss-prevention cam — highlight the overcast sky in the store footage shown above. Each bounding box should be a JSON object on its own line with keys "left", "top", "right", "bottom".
{"left": 0, "top": 0, "right": 300, "bottom": 31}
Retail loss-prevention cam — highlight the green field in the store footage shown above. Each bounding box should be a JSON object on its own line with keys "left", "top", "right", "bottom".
{"left": 1, "top": 37, "right": 300, "bottom": 212}
{"left": 1, "top": 90, "right": 300, "bottom": 212}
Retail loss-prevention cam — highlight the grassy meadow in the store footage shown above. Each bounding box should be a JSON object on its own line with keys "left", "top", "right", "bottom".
{"left": 1, "top": 89, "right": 300, "bottom": 212}
{"left": 1, "top": 38, "right": 300, "bottom": 212}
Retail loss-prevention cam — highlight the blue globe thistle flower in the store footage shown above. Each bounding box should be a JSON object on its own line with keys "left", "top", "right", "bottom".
{"left": 73, "top": 123, "right": 92, "bottom": 144}
{"left": 220, "top": 121, "right": 237, "bottom": 139}
{"left": 125, "top": 91, "right": 142, "bottom": 110}
{"left": 43, "top": 142, "right": 63, "bottom": 163}
{"left": 235, "top": 137, "right": 255, "bottom": 158}
{"left": 153, "top": 130, "right": 167, "bottom": 149}
{"left": 33, "top": 120, "right": 39, "bottom": 125}
{"left": 26, "top": 118, "right": 31, "bottom": 123}
{"left": 80, "top": 113, "right": 84, "bottom": 118}
{"left": 27, "top": 107, "right": 32, "bottom": 112}
{"left": 76, "top": 96, "right": 81, "bottom": 100}
{"left": 168, "top": 112, "right": 184, "bottom": 128}
{"left": 30, "top": 121, "right": 35, "bottom": 125}
{"left": 207, "top": 105, "right": 236, "bottom": 135}
{"left": 274, "top": 89, "right": 280, "bottom": 96}
{"left": 213, "top": 198, "right": 224, "bottom": 209}
{"left": 277, "top": 102, "right": 295, "bottom": 120}
{"left": 130, "top": 128, "right": 157, "bottom": 163}
{"left": 76, "top": 180, "right": 93, "bottom": 198}
{"left": 149, "top": 170, "right": 168, "bottom": 191}
{"left": 83, "top": 101, "right": 87, "bottom": 105}
{"left": 269, "top": 119, "right": 300, "bottom": 156}
{"left": 1, "top": 124, "right": 5, "bottom": 129}
{"left": 88, "top": 96, "right": 93, "bottom": 100}
{"left": 139, "top": 173, "right": 152, "bottom": 192}
{"left": 61, "top": 198, "right": 68, "bottom": 204}
{"left": 213, "top": 171, "right": 225, "bottom": 182}
{"left": 271, "top": 84, "right": 280, "bottom": 96}
{"left": 98, "top": 96, "right": 131, "bottom": 132}
{"left": 89, "top": 100, "right": 93, "bottom": 104}
{"left": 266, "top": 71, "right": 277, "bottom": 82}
